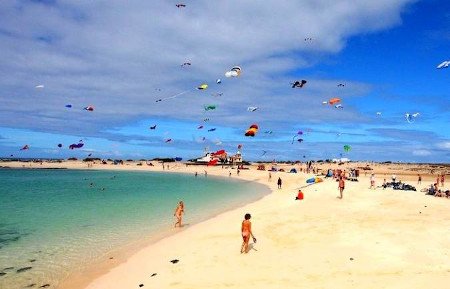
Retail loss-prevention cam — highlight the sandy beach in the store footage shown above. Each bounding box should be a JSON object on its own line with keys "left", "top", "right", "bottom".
{"left": 2, "top": 160, "right": 450, "bottom": 289}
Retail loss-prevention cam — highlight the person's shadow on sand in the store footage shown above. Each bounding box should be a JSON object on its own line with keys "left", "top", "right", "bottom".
{"left": 248, "top": 243, "right": 258, "bottom": 252}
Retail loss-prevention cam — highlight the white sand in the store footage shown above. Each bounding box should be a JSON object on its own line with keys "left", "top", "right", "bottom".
{"left": 3, "top": 161, "right": 450, "bottom": 288}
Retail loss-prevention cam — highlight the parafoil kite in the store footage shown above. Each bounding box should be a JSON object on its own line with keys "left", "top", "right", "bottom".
{"left": 225, "top": 66, "right": 241, "bottom": 78}
{"left": 84, "top": 106, "right": 94, "bottom": 111}
{"left": 328, "top": 98, "right": 341, "bottom": 105}
{"left": 264, "top": 130, "right": 273, "bottom": 134}
{"left": 203, "top": 118, "right": 210, "bottom": 122}
{"left": 20, "top": 145, "right": 30, "bottom": 150}
{"left": 197, "top": 84, "right": 208, "bottom": 90}
{"left": 57, "top": 144, "right": 63, "bottom": 148}
{"left": 65, "top": 104, "right": 72, "bottom": 108}
{"left": 335, "top": 104, "right": 343, "bottom": 109}
{"left": 69, "top": 142, "right": 84, "bottom": 150}
{"left": 376, "top": 112, "right": 382, "bottom": 116}
{"left": 197, "top": 125, "right": 204, "bottom": 129}
{"left": 208, "top": 128, "right": 216, "bottom": 132}
{"left": 291, "top": 131, "right": 304, "bottom": 144}
{"left": 150, "top": 125, "right": 157, "bottom": 130}
{"left": 437, "top": 61, "right": 449, "bottom": 69}
{"left": 405, "top": 113, "right": 420, "bottom": 123}
{"left": 176, "top": 4, "right": 186, "bottom": 8}
{"left": 204, "top": 105, "right": 216, "bottom": 111}
{"left": 245, "top": 124, "right": 259, "bottom": 137}
{"left": 337, "top": 83, "right": 345, "bottom": 87}
{"left": 343, "top": 145, "right": 351, "bottom": 152}
{"left": 181, "top": 62, "right": 191, "bottom": 67}
{"left": 216, "top": 79, "right": 222, "bottom": 84}
{"left": 165, "top": 139, "right": 172, "bottom": 143}
{"left": 291, "top": 80, "right": 307, "bottom": 88}
{"left": 247, "top": 106, "right": 258, "bottom": 112}
{"left": 306, "top": 177, "right": 323, "bottom": 184}
{"left": 35, "top": 85, "right": 44, "bottom": 89}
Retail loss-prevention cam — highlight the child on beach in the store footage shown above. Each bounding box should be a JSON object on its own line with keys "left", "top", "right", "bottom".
{"left": 174, "top": 201, "right": 185, "bottom": 228}
{"left": 338, "top": 177, "right": 345, "bottom": 199}
{"left": 241, "top": 213, "right": 256, "bottom": 254}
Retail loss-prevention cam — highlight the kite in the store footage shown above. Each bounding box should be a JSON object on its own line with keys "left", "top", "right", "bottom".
{"left": 20, "top": 145, "right": 30, "bottom": 150}
{"left": 197, "top": 84, "right": 208, "bottom": 90}
{"left": 176, "top": 4, "right": 186, "bottom": 8}
{"left": 84, "top": 106, "right": 94, "bottom": 111}
{"left": 437, "top": 61, "right": 449, "bottom": 69}
{"left": 165, "top": 139, "right": 172, "bottom": 143}
{"left": 291, "top": 80, "right": 307, "bottom": 88}
{"left": 181, "top": 62, "right": 191, "bottom": 67}
{"left": 87, "top": 153, "right": 92, "bottom": 157}
{"left": 225, "top": 66, "right": 241, "bottom": 78}
{"left": 57, "top": 144, "right": 63, "bottom": 148}
{"left": 343, "top": 145, "right": 351, "bottom": 152}
{"left": 204, "top": 105, "right": 216, "bottom": 111}
{"left": 322, "top": 101, "right": 328, "bottom": 105}
{"left": 261, "top": 150, "right": 267, "bottom": 157}
{"left": 304, "top": 37, "right": 313, "bottom": 41}
{"left": 247, "top": 106, "right": 258, "bottom": 112}
{"left": 150, "top": 125, "right": 157, "bottom": 130}
{"left": 335, "top": 104, "right": 343, "bottom": 109}
{"left": 264, "top": 130, "right": 273, "bottom": 134}
{"left": 65, "top": 104, "right": 72, "bottom": 108}
{"left": 197, "top": 125, "right": 204, "bottom": 129}
{"left": 155, "top": 90, "right": 191, "bottom": 102}
{"left": 216, "top": 79, "right": 222, "bottom": 84}
{"left": 203, "top": 118, "right": 210, "bottom": 122}
{"left": 306, "top": 177, "right": 323, "bottom": 184}
{"left": 208, "top": 128, "right": 216, "bottom": 132}
{"left": 405, "top": 113, "right": 420, "bottom": 123}
{"left": 376, "top": 112, "right": 382, "bottom": 116}
{"left": 207, "top": 159, "right": 218, "bottom": 166}
{"left": 291, "top": 131, "right": 304, "bottom": 144}
{"left": 245, "top": 124, "right": 259, "bottom": 137}
{"left": 337, "top": 83, "right": 345, "bottom": 87}
{"left": 35, "top": 85, "right": 44, "bottom": 89}
{"left": 328, "top": 98, "right": 341, "bottom": 105}
{"left": 69, "top": 142, "right": 84, "bottom": 149}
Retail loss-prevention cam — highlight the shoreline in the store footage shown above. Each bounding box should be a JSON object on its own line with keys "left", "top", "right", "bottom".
{"left": 2, "top": 160, "right": 450, "bottom": 289}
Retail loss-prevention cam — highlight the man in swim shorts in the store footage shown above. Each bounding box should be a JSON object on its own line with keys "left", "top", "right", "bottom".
{"left": 338, "top": 177, "right": 345, "bottom": 199}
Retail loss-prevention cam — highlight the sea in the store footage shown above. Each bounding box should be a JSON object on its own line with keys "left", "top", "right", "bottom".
{"left": 0, "top": 169, "right": 269, "bottom": 289}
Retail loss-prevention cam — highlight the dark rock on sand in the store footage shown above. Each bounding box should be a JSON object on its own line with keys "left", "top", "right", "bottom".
{"left": 0, "top": 272, "right": 6, "bottom": 276}
{"left": 16, "top": 267, "right": 32, "bottom": 273}
{"left": 170, "top": 259, "right": 179, "bottom": 264}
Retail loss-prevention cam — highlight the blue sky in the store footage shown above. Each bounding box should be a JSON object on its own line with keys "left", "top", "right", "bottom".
{"left": 0, "top": 0, "right": 449, "bottom": 162}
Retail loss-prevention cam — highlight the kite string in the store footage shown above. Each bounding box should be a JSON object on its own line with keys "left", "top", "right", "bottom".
{"left": 158, "top": 89, "right": 191, "bottom": 102}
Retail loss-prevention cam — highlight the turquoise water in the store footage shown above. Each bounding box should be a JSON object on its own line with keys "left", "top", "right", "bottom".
{"left": 0, "top": 169, "right": 269, "bottom": 289}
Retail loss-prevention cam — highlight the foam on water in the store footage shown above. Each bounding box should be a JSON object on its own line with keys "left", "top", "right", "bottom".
{"left": 0, "top": 169, "right": 269, "bottom": 289}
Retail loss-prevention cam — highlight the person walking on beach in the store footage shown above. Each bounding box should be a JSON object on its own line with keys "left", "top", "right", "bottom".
{"left": 174, "top": 201, "right": 185, "bottom": 228}
{"left": 440, "top": 174, "right": 445, "bottom": 187}
{"left": 268, "top": 172, "right": 272, "bottom": 182}
{"left": 338, "top": 177, "right": 345, "bottom": 199}
{"left": 241, "top": 213, "right": 256, "bottom": 254}
{"left": 277, "top": 177, "right": 282, "bottom": 189}
{"left": 418, "top": 174, "right": 422, "bottom": 184}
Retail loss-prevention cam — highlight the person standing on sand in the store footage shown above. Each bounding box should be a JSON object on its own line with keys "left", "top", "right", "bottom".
{"left": 241, "top": 213, "right": 256, "bottom": 254}
{"left": 441, "top": 174, "right": 445, "bottom": 187}
{"left": 268, "top": 172, "right": 272, "bottom": 182}
{"left": 174, "top": 201, "right": 185, "bottom": 228}
{"left": 338, "top": 177, "right": 345, "bottom": 199}
{"left": 418, "top": 174, "right": 422, "bottom": 184}
{"left": 277, "top": 177, "right": 282, "bottom": 189}
{"left": 370, "top": 173, "right": 375, "bottom": 189}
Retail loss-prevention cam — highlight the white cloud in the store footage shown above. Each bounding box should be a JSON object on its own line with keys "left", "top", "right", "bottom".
{"left": 412, "top": 149, "right": 432, "bottom": 156}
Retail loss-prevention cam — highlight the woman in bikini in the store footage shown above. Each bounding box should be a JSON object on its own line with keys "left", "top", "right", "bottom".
{"left": 241, "top": 213, "right": 256, "bottom": 254}
{"left": 174, "top": 201, "right": 185, "bottom": 228}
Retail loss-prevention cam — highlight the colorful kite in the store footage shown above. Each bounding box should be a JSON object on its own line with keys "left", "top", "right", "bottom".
{"left": 225, "top": 66, "right": 241, "bottom": 78}
{"left": 245, "top": 124, "right": 259, "bottom": 137}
